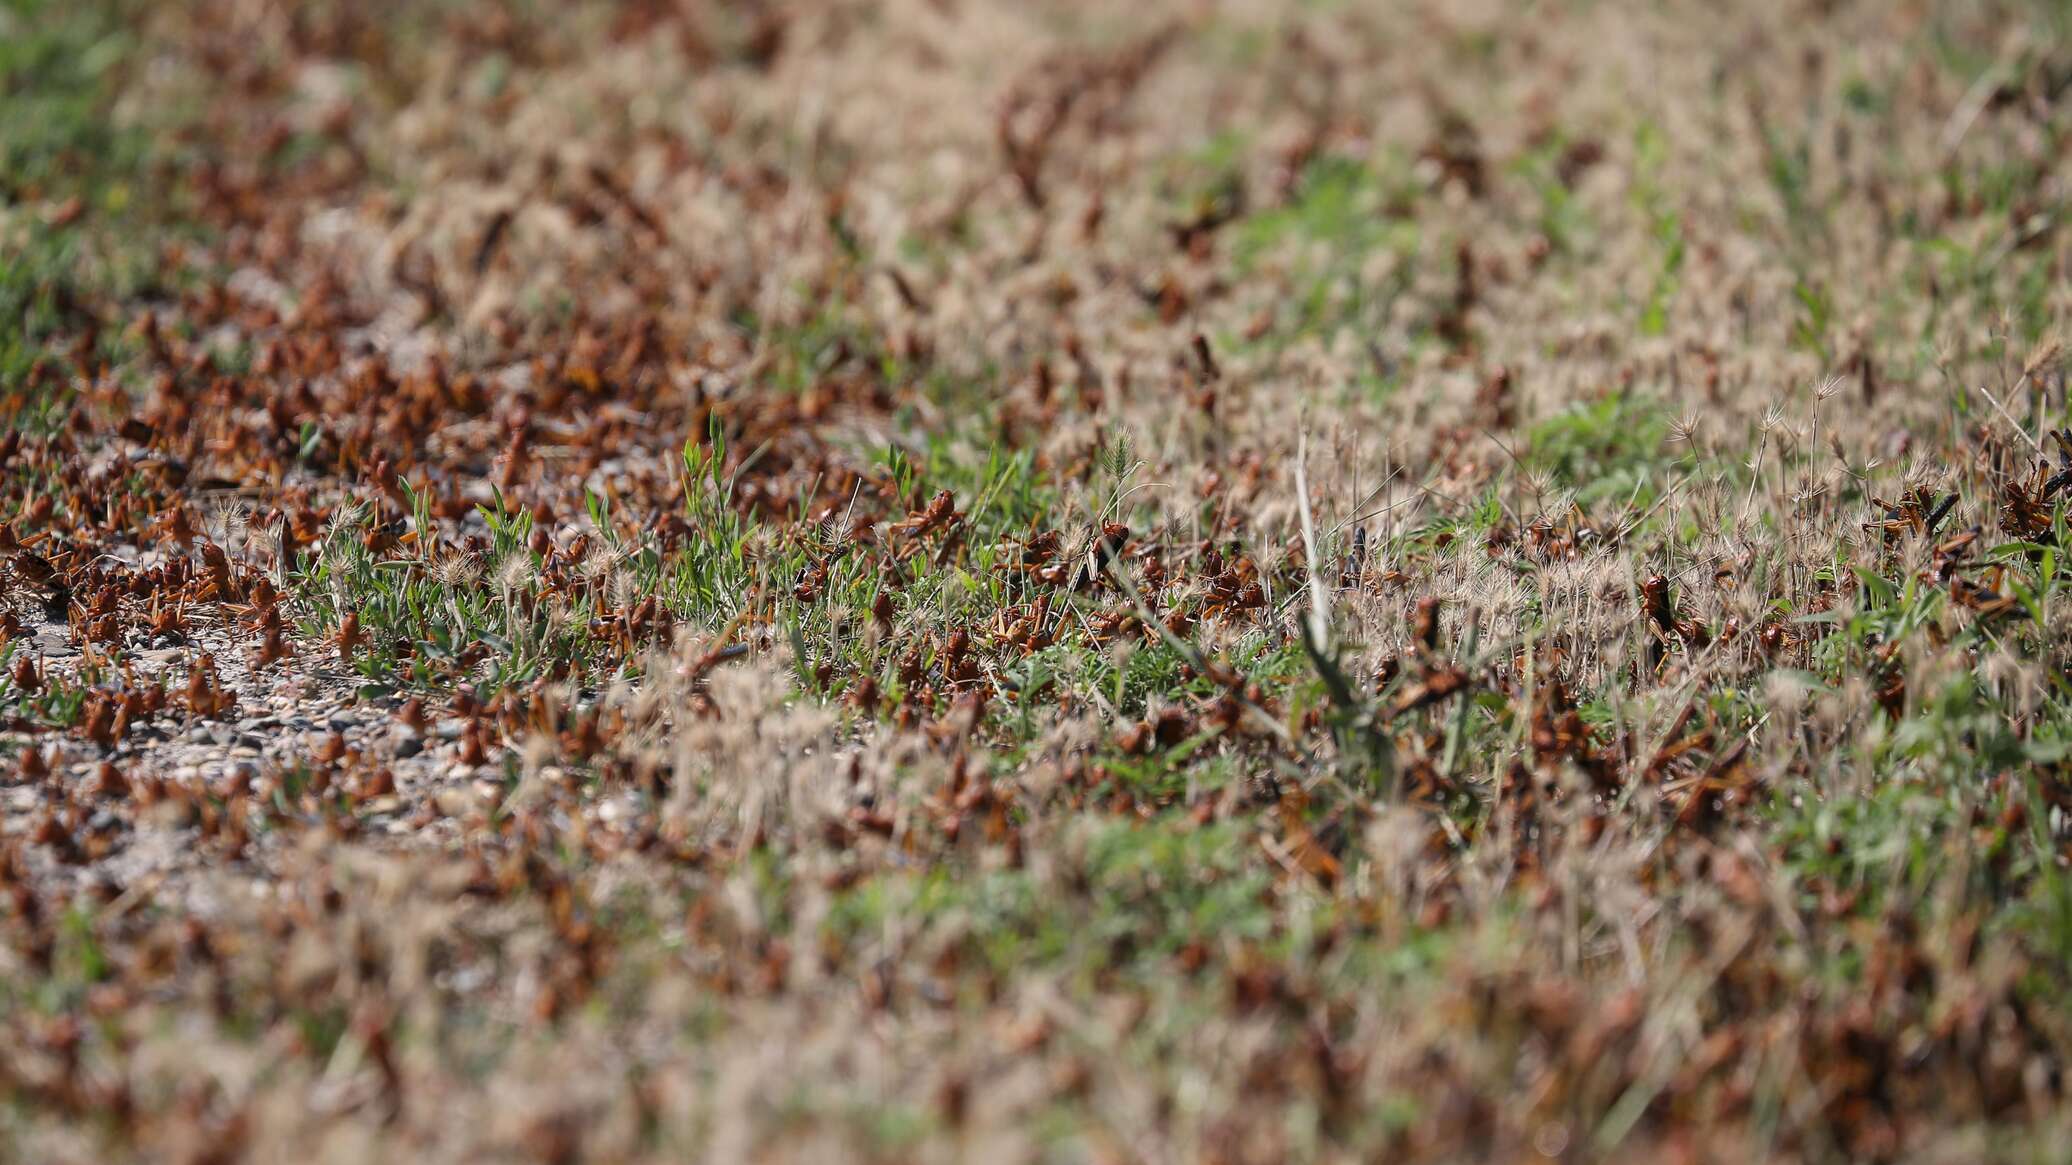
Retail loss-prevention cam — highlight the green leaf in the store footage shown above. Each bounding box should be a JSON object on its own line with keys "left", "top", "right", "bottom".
{"left": 1852, "top": 567, "right": 1897, "bottom": 607}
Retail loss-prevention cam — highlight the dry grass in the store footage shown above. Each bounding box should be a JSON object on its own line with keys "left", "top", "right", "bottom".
{"left": 3, "top": 0, "right": 2071, "bottom": 1161}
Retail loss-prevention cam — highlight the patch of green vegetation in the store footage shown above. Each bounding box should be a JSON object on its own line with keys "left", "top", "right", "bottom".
{"left": 1631, "top": 120, "right": 1685, "bottom": 337}
{"left": 299, "top": 426, "right": 776, "bottom": 698}
{"left": 0, "top": 639, "right": 96, "bottom": 730}
{"left": 1234, "top": 154, "right": 1422, "bottom": 342}
{"left": 1839, "top": 73, "right": 1889, "bottom": 116}
{"left": 1789, "top": 275, "right": 1835, "bottom": 362}
{"left": 1163, "top": 129, "right": 1248, "bottom": 216}
{"left": 296, "top": 489, "right": 613, "bottom": 697}
{"left": 0, "top": 0, "right": 171, "bottom": 419}
{"left": 1907, "top": 161, "right": 2063, "bottom": 347}
{"left": 1081, "top": 818, "right": 1278, "bottom": 960}
{"left": 1769, "top": 778, "right": 1974, "bottom": 915}
{"left": 1524, "top": 392, "right": 1675, "bottom": 508}
{"left": 0, "top": 0, "right": 143, "bottom": 201}
{"left": 824, "top": 816, "right": 1357, "bottom": 988}
{"left": 1508, "top": 136, "right": 1594, "bottom": 258}
{"left": 1761, "top": 509, "right": 2072, "bottom": 996}
{"left": 739, "top": 297, "right": 903, "bottom": 396}
{"left": 1236, "top": 154, "right": 1414, "bottom": 259}
{"left": 2007, "top": 857, "right": 2072, "bottom": 973}
{"left": 1756, "top": 119, "right": 1819, "bottom": 246}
